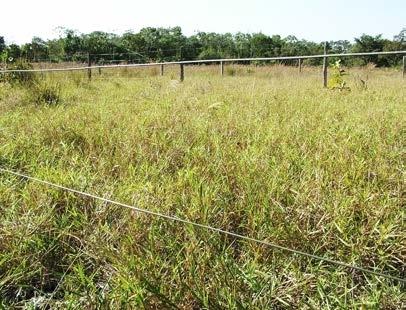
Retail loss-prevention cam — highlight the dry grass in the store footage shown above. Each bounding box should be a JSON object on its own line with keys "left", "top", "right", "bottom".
{"left": 0, "top": 65, "right": 405, "bottom": 308}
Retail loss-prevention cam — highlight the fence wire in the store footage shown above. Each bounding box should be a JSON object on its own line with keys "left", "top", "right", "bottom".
{"left": 0, "top": 167, "right": 404, "bottom": 283}
{"left": 1, "top": 50, "right": 405, "bottom": 73}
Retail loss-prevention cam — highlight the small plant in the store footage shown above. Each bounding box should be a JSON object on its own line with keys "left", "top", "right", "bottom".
{"left": 328, "top": 60, "right": 350, "bottom": 91}
{"left": 29, "top": 80, "right": 62, "bottom": 105}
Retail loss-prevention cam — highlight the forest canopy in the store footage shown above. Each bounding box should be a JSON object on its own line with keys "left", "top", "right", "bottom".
{"left": 1, "top": 27, "right": 405, "bottom": 66}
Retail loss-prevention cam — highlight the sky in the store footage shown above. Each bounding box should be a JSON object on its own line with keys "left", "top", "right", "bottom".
{"left": 1, "top": 0, "right": 405, "bottom": 44}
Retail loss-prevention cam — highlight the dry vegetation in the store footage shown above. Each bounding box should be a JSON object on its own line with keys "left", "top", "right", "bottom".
{"left": 0, "top": 64, "right": 405, "bottom": 308}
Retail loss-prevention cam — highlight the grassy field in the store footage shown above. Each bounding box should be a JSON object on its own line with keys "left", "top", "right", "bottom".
{"left": 0, "top": 65, "right": 405, "bottom": 308}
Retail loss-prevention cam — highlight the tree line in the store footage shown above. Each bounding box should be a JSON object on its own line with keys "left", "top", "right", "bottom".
{"left": 0, "top": 27, "right": 405, "bottom": 67}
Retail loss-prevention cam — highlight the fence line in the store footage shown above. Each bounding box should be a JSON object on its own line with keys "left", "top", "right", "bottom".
{"left": 0, "top": 167, "right": 404, "bottom": 283}
{"left": 1, "top": 50, "right": 406, "bottom": 73}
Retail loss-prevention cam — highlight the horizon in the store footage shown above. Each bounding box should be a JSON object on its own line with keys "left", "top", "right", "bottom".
{"left": 1, "top": 0, "right": 405, "bottom": 45}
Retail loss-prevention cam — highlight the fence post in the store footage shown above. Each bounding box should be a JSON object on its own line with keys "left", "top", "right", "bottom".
{"left": 403, "top": 56, "right": 405, "bottom": 78}
{"left": 322, "top": 42, "right": 328, "bottom": 87}
{"left": 220, "top": 61, "right": 224, "bottom": 76}
{"left": 98, "top": 67, "right": 102, "bottom": 75}
{"left": 160, "top": 64, "right": 164, "bottom": 76}
{"left": 87, "top": 53, "right": 92, "bottom": 81}
{"left": 180, "top": 63, "right": 184, "bottom": 82}
{"left": 298, "top": 58, "right": 302, "bottom": 73}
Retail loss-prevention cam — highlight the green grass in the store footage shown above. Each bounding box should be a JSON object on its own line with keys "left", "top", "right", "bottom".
{"left": 0, "top": 65, "right": 405, "bottom": 308}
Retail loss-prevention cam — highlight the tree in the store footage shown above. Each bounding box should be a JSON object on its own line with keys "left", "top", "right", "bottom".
{"left": 182, "top": 34, "right": 202, "bottom": 61}
{"left": 328, "top": 40, "right": 352, "bottom": 65}
{"left": 0, "top": 36, "right": 5, "bottom": 54}
{"left": 381, "top": 29, "right": 406, "bottom": 66}
{"left": 195, "top": 32, "right": 224, "bottom": 60}
{"left": 63, "top": 29, "right": 83, "bottom": 60}
{"left": 21, "top": 37, "right": 49, "bottom": 62}
{"left": 3, "top": 26, "right": 406, "bottom": 68}
{"left": 6, "top": 44, "right": 22, "bottom": 61}
{"left": 352, "top": 34, "right": 387, "bottom": 66}
{"left": 234, "top": 33, "right": 251, "bottom": 58}
{"left": 83, "top": 31, "right": 117, "bottom": 56}
{"left": 193, "top": 32, "right": 236, "bottom": 60}
{"left": 394, "top": 28, "right": 406, "bottom": 43}
{"left": 330, "top": 40, "right": 352, "bottom": 54}
{"left": 121, "top": 31, "right": 148, "bottom": 63}
{"left": 48, "top": 39, "right": 65, "bottom": 62}
{"left": 251, "top": 33, "right": 273, "bottom": 57}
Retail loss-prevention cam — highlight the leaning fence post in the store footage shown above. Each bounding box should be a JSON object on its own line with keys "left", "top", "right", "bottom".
{"left": 403, "top": 56, "right": 405, "bottom": 78}
{"left": 87, "top": 53, "right": 92, "bottom": 81}
{"left": 298, "top": 58, "right": 302, "bottom": 73}
{"left": 180, "top": 63, "right": 184, "bottom": 82}
{"left": 322, "top": 42, "right": 328, "bottom": 87}
{"left": 220, "top": 61, "right": 224, "bottom": 76}
{"left": 160, "top": 64, "right": 164, "bottom": 76}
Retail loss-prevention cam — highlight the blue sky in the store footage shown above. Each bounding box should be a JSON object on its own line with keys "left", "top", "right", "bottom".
{"left": 1, "top": 0, "right": 405, "bottom": 44}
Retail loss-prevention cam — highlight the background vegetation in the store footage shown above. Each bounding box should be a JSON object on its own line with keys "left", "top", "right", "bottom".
{"left": 1, "top": 27, "right": 405, "bottom": 67}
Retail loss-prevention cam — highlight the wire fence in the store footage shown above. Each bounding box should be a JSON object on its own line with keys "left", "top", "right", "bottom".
{"left": 0, "top": 167, "right": 404, "bottom": 283}
{"left": 2, "top": 50, "right": 406, "bottom": 73}
{"left": 2, "top": 50, "right": 405, "bottom": 87}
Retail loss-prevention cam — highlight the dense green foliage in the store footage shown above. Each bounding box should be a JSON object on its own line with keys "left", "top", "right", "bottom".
{"left": 0, "top": 66, "right": 405, "bottom": 308}
{"left": 0, "top": 61, "right": 35, "bottom": 85}
{"left": 0, "top": 37, "right": 5, "bottom": 54}
{"left": 1, "top": 27, "right": 405, "bottom": 66}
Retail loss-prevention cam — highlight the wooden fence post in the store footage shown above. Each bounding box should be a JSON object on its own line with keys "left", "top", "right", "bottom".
{"left": 160, "top": 64, "right": 164, "bottom": 76}
{"left": 298, "top": 58, "right": 302, "bottom": 73}
{"left": 220, "top": 61, "right": 224, "bottom": 76}
{"left": 180, "top": 63, "right": 184, "bottom": 82}
{"left": 403, "top": 56, "right": 405, "bottom": 78}
{"left": 87, "top": 53, "right": 92, "bottom": 81}
{"left": 322, "top": 42, "right": 328, "bottom": 87}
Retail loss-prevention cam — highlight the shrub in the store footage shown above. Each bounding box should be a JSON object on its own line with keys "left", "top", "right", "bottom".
{"left": 1, "top": 61, "right": 37, "bottom": 85}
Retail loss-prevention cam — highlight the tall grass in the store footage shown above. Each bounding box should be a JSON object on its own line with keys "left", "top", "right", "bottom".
{"left": 0, "top": 65, "right": 405, "bottom": 308}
